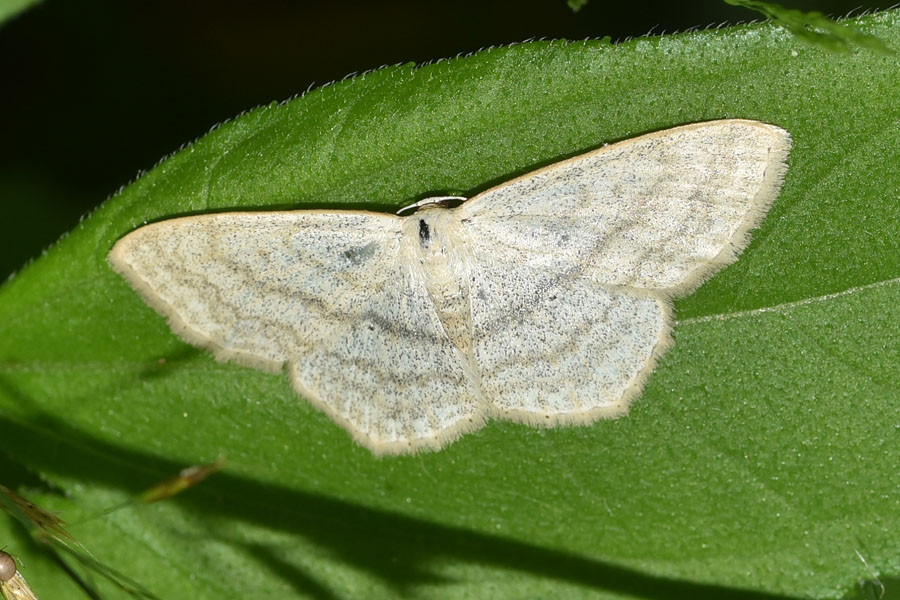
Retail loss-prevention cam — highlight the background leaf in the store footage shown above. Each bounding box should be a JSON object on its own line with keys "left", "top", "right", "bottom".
{"left": 725, "top": 0, "right": 893, "bottom": 52}
{"left": 0, "top": 0, "right": 41, "bottom": 25}
{"left": 2, "top": 6, "right": 899, "bottom": 600}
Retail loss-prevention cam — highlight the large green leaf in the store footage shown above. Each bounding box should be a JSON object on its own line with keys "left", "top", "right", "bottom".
{"left": 1, "top": 9, "right": 899, "bottom": 600}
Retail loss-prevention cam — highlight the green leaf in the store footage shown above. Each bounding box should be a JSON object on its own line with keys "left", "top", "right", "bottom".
{"left": 0, "top": 0, "right": 42, "bottom": 26}
{"left": 2, "top": 9, "right": 900, "bottom": 600}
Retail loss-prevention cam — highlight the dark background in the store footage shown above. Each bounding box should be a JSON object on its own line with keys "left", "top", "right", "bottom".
{"left": 0, "top": 0, "right": 892, "bottom": 280}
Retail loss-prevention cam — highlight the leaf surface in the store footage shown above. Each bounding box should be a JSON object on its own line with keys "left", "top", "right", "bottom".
{"left": 1, "top": 11, "right": 899, "bottom": 599}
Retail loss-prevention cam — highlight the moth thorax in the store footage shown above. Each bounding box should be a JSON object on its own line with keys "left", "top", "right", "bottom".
{"left": 413, "top": 213, "right": 472, "bottom": 355}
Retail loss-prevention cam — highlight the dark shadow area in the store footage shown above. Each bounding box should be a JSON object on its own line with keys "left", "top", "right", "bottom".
{"left": 242, "top": 542, "right": 343, "bottom": 600}
{"left": 0, "top": 408, "right": 803, "bottom": 600}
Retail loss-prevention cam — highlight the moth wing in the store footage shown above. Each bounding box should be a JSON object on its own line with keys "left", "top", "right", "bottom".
{"left": 455, "top": 120, "right": 790, "bottom": 422}
{"left": 110, "top": 211, "right": 483, "bottom": 454}
{"left": 461, "top": 257, "right": 669, "bottom": 424}
{"left": 457, "top": 119, "right": 791, "bottom": 293}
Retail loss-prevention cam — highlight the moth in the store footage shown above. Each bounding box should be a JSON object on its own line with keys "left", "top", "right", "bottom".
{"left": 110, "top": 119, "right": 791, "bottom": 454}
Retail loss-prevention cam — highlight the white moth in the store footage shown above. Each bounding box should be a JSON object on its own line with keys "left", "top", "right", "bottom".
{"left": 109, "top": 119, "right": 791, "bottom": 455}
